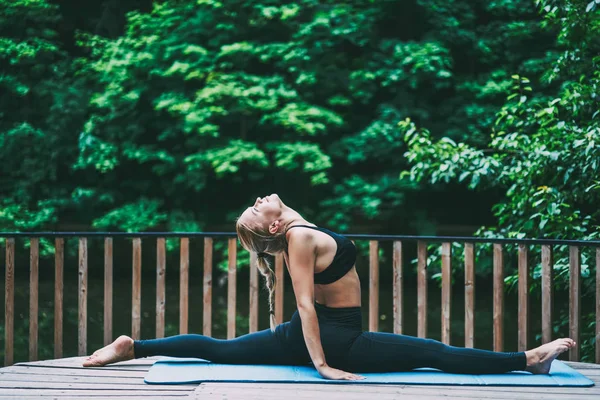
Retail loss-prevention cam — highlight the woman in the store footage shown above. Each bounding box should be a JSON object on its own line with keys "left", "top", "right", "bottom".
{"left": 84, "top": 194, "right": 575, "bottom": 380}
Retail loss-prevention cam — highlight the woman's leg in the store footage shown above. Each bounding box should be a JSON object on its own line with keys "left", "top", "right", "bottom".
{"left": 346, "top": 332, "right": 571, "bottom": 374}
{"left": 134, "top": 329, "right": 297, "bottom": 365}
{"left": 84, "top": 322, "right": 307, "bottom": 367}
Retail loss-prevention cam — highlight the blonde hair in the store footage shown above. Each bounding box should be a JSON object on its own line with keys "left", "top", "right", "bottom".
{"left": 235, "top": 217, "right": 287, "bottom": 331}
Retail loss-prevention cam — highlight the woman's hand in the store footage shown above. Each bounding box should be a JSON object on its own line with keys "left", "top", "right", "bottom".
{"left": 317, "top": 365, "right": 365, "bottom": 381}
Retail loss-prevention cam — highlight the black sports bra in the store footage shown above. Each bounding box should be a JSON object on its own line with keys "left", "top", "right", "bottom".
{"left": 285, "top": 225, "right": 356, "bottom": 284}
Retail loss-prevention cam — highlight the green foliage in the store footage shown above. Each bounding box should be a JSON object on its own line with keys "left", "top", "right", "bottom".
{"left": 401, "top": 0, "right": 600, "bottom": 360}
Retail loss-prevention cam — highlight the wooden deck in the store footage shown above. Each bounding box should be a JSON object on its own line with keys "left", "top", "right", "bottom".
{"left": 0, "top": 357, "right": 597, "bottom": 399}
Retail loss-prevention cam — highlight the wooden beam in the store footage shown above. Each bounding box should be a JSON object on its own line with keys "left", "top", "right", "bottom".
{"left": 369, "top": 241, "right": 379, "bottom": 332}
{"left": 179, "top": 238, "right": 189, "bottom": 334}
{"left": 54, "top": 238, "right": 64, "bottom": 359}
{"left": 132, "top": 238, "right": 142, "bottom": 340}
{"left": 517, "top": 244, "right": 529, "bottom": 352}
{"left": 78, "top": 238, "right": 88, "bottom": 356}
{"left": 392, "top": 241, "right": 403, "bottom": 335}
{"left": 464, "top": 243, "right": 475, "bottom": 348}
{"left": 104, "top": 238, "right": 113, "bottom": 346}
{"left": 493, "top": 244, "right": 504, "bottom": 352}
{"left": 568, "top": 246, "right": 580, "bottom": 361}
{"left": 541, "top": 245, "right": 553, "bottom": 344}
{"left": 441, "top": 242, "right": 451, "bottom": 345}
{"left": 227, "top": 238, "right": 237, "bottom": 339}
{"left": 29, "top": 238, "right": 39, "bottom": 361}
{"left": 417, "top": 241, "right": 428, "bottom": 338}
{"left": 156, "top": 238, "right": 166, "bottom": 339}
{"left": 203, "top": 238, "right": 213, "bottom": 337}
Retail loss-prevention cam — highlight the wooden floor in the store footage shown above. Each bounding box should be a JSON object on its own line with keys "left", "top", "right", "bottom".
{"left": 0, "top": 357, "right": 598, "bottom": 399}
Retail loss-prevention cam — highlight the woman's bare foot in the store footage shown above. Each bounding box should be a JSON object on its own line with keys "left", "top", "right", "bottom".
{"left": 525, "top": 338, "right": 575, "bottom": 374}
{"left": 82, "top": 335, "right": 135, "bottom": 367}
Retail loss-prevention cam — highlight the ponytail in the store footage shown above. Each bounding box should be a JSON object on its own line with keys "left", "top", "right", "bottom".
{"left": 256, "top": 254, "right": 277, "bottom": 331}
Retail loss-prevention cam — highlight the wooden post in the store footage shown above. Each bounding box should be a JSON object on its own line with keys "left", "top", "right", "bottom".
{"left": 541, "top": 245, "right": 553, "bottom": 344}
{"left": 393, "top": 241, "right": 403, "bottom": 335}
{"left": 517, "top": 244, "right": 529, "bottom": 352}
{"left": 417, "top": 241, "right": 428, "bottom": 338}
{"left": 369, "top": 241, "right": 379, "bottom": 332}
{"left": 441, "top": 242, "right": 451, "bottom": 345}
{"left": 179, "top": 238, "right": 189, "bottom": 334}
{"left": 568, "top": 246, "right": 580, "bottom": 361}
{"left": 5, "top": 238, "right": 15, "bottom": 366}
{"left": 596, "top": 248, "right": 600, "bottom": 364}
{"left": 203, "top": 238, "right": 213, "bottom": 337}
{"left": 78, "top": 238, "right": 88, "bottom": 356}
{"left": 29, "top": 238, "right": 39, "bottom": 361}
{"left": 132, "top": 238, "right": 142, "bottom": 340}
{"left": 156, "top": 238, "right": 166, "bottom": 339}
{"left": 54, "top": 238, "right": 64, "bottom": 359}
{"left": 464, "top": 243, "right": 475, "bottom": 348}
{"left": 275, "top": 253, "right": 284, "bottom": 325}
{"left": 104, "top": 238, "right": 113, "bottom": 346}
{"left": 493, "top": 244, "right": 504, "bottom": 352}
{"left": 227, "top": 238, "right": 237, "bottom": 339}
{"left": 249, "top": 252, "right": 258, "bottom": 333}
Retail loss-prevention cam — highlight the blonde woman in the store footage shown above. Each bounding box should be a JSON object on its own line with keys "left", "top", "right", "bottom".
{"left": 84, "top": 194, "right": 575, "bottom": 380}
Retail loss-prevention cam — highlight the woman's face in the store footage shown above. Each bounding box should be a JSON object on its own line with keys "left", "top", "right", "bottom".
{"left": 239, "top": 193, "right": 284, "bottom": 231}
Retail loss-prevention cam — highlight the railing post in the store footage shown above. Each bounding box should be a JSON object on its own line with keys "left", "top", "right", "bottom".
{"left": 104, "top": 238, "right": 113, "bottom": 346}
{"left": 417, "top": 241, "right": 428, "bottom": 338}
{"left": 5, "top": 238, "right": 15, "bottom": 366}
{"left": 493, "top": 244, "right": 504, "bottom": 352}
{"left": 156, "top": 238, "right": 166, "bottom": 339}
{"left": 78, "top": 238, "right": 88, "bottom": 356}
{"left": 132, "top": 238, "right": 142, "bottom": 340}
{"left": 179, "top": 238, "right": 189, "bottom": 334}
{"left": 541, "top": 245, "right": 553, "bottom": 344}
{"left": 203, "top": 237, "right": 213, "bottom": 337}
{"left": 517, "top": 244, "right": 529, "bottom": 352}
{"left": 369, "top": 241, "right": 379, "bottom": 332}
{"left": 275, "top": 253, "right": 284, "bottom": 325}
{"left": 249, "top": 252, "right": 258, "bottom": 333}
{"left": 54, "top": 238, "right": 64, "bottom": 359}
{"left": 596, "top": 248, "right": 600, "bottom": 364}
{"left": 29, "top": 238, "right": 39, "bottom": 361}
{"left": 464, "top": 243, "right": 475, "bottom": 348}
{"left": 441, "top": 242, "right": 451, "bottom": 345}
{"left": 393, "top": 241, "right": 403, "bottom": 335}
{"left": 569, "top": 246, "right": 580, "bottom": 361}
{"left": 227, "top": 238, "right": 237, "bottom": 339}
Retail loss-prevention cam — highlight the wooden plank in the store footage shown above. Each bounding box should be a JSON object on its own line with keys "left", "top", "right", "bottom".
{"left": 54, "top": 238, "right": 64, "bottom": 359}
{"left": 29, "top": 238, "right": 39, "bottom": 361}
{"left": 132, "top": 238, "right": 142, "bottom": 341}
{"left": 104, "top": 238, "right": 113, "bottom": 346}
{"left": 227, "top": 238, "right": 237, "bottom": 339}
{"left": 15, "top": 356, "right": 158, "bottom": 368}
{"left": 392, "top": 241, "right": 403, "bottom": 335}
{"left": 493, "top": 243, "right": 503, "bottom": 352}
{"left": 0, "top": 389, "right": 193, "bottom": 397}
{"left": 369, "top": 240, "right": 379, "bottom": 332}
{"left": 275, "top": 253, "right": 284, "bottom": 325}
{"left": 0, "top": 370, "right": 149, "bottom": 383}
{"left": 1, "top": 365, "right": 148, "bottom": 379}
{"left": 179, "top": 238, "right": 189, "bottom": 335}
{"left": 464, "top": 243, "right": 475, "bottom": 348}
{"left": 541, "top": 245, "right": 553, "bottom": 344}
{"left": 203, "top": 237, "right": 213, "bottom": 337}
{"left": 78, "top": 238, "right": 88, "bottom": 356}
{"left": 249, "top": 251, "right": 258, "bottom": 333}
{"left": 156, "top": 238, "right": 166, "bottom": 339}
{"left": 569, "top": 245, "right": 580, "bottom": 361}
{"left": 441, "top": 242, "right": 451, "bottom": 345}
{"left": 5, "top": 238, "right": 15, "bottom": 366}
{"left": 518, "top": 244, "right": 529, "bottom": 352}
{"left": 0, "top": 379, "right": 194, "bottom": 391}
{"left": 597, "top": 247, "right": 600, "bottom": 364}
{"left": 417, "top": 241, "right": 427, "bottom": 338}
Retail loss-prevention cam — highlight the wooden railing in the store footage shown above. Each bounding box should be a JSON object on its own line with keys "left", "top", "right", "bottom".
{"left": 2, "top": 232, "right": 600, "bottom": 366}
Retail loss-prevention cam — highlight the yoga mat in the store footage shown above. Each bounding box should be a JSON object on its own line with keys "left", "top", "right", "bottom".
{"left": 144, "top": 358, "right": 594, "bottom": 386}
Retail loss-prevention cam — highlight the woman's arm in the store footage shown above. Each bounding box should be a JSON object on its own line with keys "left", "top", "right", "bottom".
{"left": 287, "top": 230, "right": 363, "bottom": 381}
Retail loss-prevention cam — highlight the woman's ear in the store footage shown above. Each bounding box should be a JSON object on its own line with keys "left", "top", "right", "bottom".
{"left": 268, "top": 220, "right": 280, "bottom": 235}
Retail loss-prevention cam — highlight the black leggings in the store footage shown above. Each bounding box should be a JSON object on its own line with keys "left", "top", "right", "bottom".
{"left": 134, "top": 303, "right": 526, "bottom": 374}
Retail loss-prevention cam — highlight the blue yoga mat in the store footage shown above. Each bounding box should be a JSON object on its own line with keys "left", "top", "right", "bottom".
{"left": 144, "top": 358, "right": 594, "bottom": 386}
